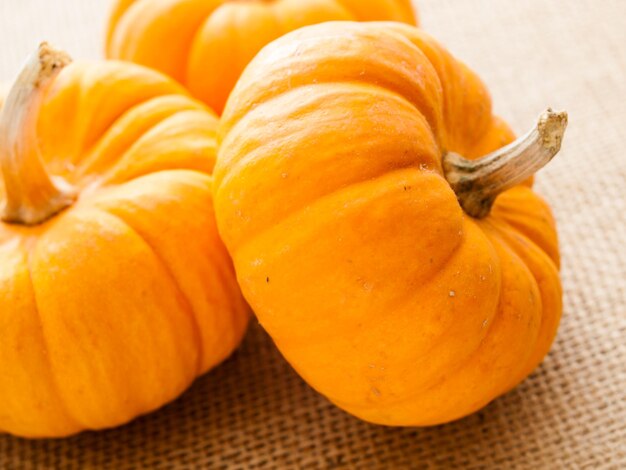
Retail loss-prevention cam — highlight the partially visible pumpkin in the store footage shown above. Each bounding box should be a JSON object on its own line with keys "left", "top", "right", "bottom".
{"left": 105, "top": 0, "right": 417, "bottom": 114}
{"left": 0, "top": 83, "right": 9, "bottom": 109}
{"left": 0, "top": 44, "right": 249, "bottom": 438}
{"left": 214, "top": 22, "right": 567, "bottom": 426}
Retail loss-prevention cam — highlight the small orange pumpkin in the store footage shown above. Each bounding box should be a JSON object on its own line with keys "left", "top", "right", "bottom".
{"left": 105, "top": 0, "right": 417, "bottom": 114}
{"left": 0, "top": 44, "right": 249, "bottom": 438}
{"left": 214, "top": 22, "right": 567, "bottom": 426}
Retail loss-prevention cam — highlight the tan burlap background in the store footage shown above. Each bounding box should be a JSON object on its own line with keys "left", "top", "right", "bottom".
{"left": 1, "top": 0, "right": 625, "bottom": 468}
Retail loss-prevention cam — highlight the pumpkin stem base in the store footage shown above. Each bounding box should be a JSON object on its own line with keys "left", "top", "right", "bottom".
{"left": 443, "top": 108, "right": 568, "bottom": 219}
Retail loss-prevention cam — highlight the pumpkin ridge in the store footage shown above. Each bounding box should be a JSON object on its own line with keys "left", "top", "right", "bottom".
{"left": 75, "top": 94, "right": 208, "bottom": 181}
{"left": 480, "top": 218, "right": 561, "bottom": 382}
{"left": 24, "top": 246, "right": 84, "bottom": 432}
{"left": 371, "top": 225, "right": 501, "bottom": 409}
{"left": 111, "top": 0, "right": 225, "bottom": 84}
{"left": 185, "top": 1, "right": 248, "bottom": 83}
{"left": 98, "top": 109, "right": 218, "bottom": 185}
{"left": 91, "top": 171, "right": 249, "bottom": 376}
{"left": 216, "top": 80, "right": 441, "bottom": 189}
{"left": 37, "top": 61, "right": 189, "bottom": 168}
{"left": 162, "top": 173, "right": 251, "bottom": 373}
{"left": 490, "top": 190, "right": 560, "bottom": 267}
{"left": 219, "top": 77, "right": 441, "bottom": 160}
{"left": 106, "top": 0, "right": 140, "bottom": 54}
{"left": 404, "top": 220, "right": 502, "bottom": 374}
{"left": 218, "top": 25, "right": 444, "bottom": 143}
{"left": 482, "top": 217, "right": 559, "bottom": 279}
{"left": 490, "top": 211, "right": 559, "bottom": 271}
{"left": 70, "top": 63, "right": 189, "bottom": 153}
{"left": 222, "top": 165, "right": 444, "bottom": 256}
{"left": 379, "top": 23, "right": 497, "bottom": 156}
{"left": 185, "top": 0, "right": 357, "bottom": 114}
{"left": 94, "top": 207, "right": 205, "bottom": 377}
{"left": 482, "top": 229, "right": 546, "bottom": 394}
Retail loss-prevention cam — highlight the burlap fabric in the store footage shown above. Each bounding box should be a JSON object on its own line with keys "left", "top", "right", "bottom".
{"left": 0, "top": 0, "right": 624, "bottom": 468}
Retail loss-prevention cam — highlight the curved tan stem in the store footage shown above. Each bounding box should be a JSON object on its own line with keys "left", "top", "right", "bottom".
{"left": 0, "top": 42, "right": 76, "bottom": 226}
{"left": 443, "top": 108, "right": 568, "bottom": 219}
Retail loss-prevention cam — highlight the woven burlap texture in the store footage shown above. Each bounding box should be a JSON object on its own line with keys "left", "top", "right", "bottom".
{"left": 0, "top": 0, "right": 624, "bottom": 468}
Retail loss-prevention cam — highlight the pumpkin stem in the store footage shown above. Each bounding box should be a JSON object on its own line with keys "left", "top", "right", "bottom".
{"left": 0, "top": 42, "right": 76, "bottom": 226}
{"left": 443, "top": 108, "right": 568, "bottom": 218}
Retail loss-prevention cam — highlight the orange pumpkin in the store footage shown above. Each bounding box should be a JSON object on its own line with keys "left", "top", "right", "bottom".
{"left": 214, "top": 22, "right": 567, "bottom": 426}
{"left": 105, "top": 0, "right": 417, "bottom": 114}
{"left": 0, "top": 44, "right": 249, "bottom": 438}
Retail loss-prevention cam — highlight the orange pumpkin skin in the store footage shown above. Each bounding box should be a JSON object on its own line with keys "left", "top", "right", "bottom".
{"left": 0, "top": 57, "right": 249, "bottom": 438}
{"left": 105, "top": 0, "right": 417, "bottom": 115}
{"left": 214, "top": 22, "right": 562, "bottom": 426}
